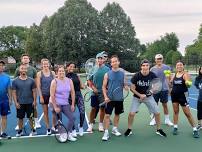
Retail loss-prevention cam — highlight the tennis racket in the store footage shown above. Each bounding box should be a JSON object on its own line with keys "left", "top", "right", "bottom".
{"left": 85, "top": 58, "right": 97, "bottom": 79}
{"left": 84, "top": 86, "right": 93, "bottom": 102}
{"left": 146, "top": 78, "right": 162, "bottom": 97}
{"left": 55, "top": 113, "right": 68, "bottom": 143}
{"left": 99, "top": 87, "right": 129, "bottom": 107}
{"left": 23, "top": 106, "right": 35, "bottom": 135}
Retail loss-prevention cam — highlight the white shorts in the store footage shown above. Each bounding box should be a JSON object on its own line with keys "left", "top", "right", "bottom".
{"left": 130, "top": 96, "right": 159, "bottom": 114}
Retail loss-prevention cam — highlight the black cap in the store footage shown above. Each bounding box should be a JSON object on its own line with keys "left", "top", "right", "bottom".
{"left": 140, "top": 59, "right": 150, "bottom": 65}
{"left": 0, "top": 60, "right": 5, "bottom": 65}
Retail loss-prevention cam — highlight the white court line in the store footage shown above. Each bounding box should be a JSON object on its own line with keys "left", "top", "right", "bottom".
{"left": 189, "top": 94, "right": 199, "bottom": 96}
{"left": 188, "top": 97, "right": 198, "bottom": 101}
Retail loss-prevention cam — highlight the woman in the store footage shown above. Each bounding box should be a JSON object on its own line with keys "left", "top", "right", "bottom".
{"left": 194, "top": 66, "right": 202, "bottom": 130}
{"left": 50, "top": 65, "right": 76, "bottom": 141}
{"left": 66, "top": 62, "right": 85, "bottom": 137}
{"left": 37, "top": 59, "right": 55, "bottom": 135}
{"left": 171, "top": 60, "right": 199, "bottom": 138}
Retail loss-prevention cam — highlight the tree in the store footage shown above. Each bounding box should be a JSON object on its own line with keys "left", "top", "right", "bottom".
{"left": 99, "top": 2, "right": 143, "bottom": 71}
{"left": 143, "top": 32, "right": 179, "bottom": 62}
{"left": 0, "top": 26, "right": 28, "bottom": 61}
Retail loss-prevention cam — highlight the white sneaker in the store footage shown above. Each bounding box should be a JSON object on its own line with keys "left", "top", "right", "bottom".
{"left": 102, "top": 132, "right": 109, "bottom": 141}
{"left": 60, "top": 133, "right": 68, "bottom": 142}
{"left": 35, "top": 121, "right": 41, "bottom": 129}
{"left": 149, "top": 118, "right": 156, "bottom": 126}
{"left": 29, "top": 130, "right": 37, "bottom": 136}
{"left": 51, "top": 127, "right": 58, "bottom": 132}
{"left": 16, "top": 130, "right": 23, "bottom": 137}
{"left": 99, "top": 123, "right": 104, "bottom": 132}
{"left": 71, "top": 130, "right": 77, "bottom": 138}
{"left": 79, "top": 126, "right": 84, "bottom": 136}
{"left": 165, "top": 119, "right": 173, "bottom": 126}
{"left": 68, "top": 133, "right": 77, "bottom": 142}
{"left": 15, "top": 125, "right": 19, "bottom": 130}
{"left": 87, "top": 123, "right": 93, "bottom": 132}
{"left": 112, "top": 128, "right": 121, "bottom": 136}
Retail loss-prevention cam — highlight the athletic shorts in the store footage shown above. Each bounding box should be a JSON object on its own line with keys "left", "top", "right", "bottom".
{"left": 130, "top": 96, "right": 160, "bottom": 114}
{"left": 171, "top": 92, "right": 189, "bottom": 107}
{"left": 17, "top": 104, "right": 33, "bottom": 119}
{"left": 0, "top": 100, "right": 10, "bottom": 116}
{"left": 40, "top": 95, "right": 50, "bottom": 105}
{"left": 90, "top": 93, "right": 105, "bottom": 108}
{"left": 105, "top": 101, "right": 124, "bottom": 115}
{"left": 153, "top": 90, "right": 169, "bottom": 103}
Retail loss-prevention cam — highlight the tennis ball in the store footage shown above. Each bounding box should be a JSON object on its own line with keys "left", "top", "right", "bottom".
{"left": 185, "top": 80, "right": 192, "bottom": 87}
{"left": 164, "top": 70, "right": 171, "bottom": 77}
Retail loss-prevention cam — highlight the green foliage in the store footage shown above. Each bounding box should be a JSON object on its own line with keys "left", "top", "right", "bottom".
{"left": 143, "top": 32, "right": 179, "bottom": 63}
{"left": 165, "top": 50, "right": 182, "bottom": 65}
{"left": 0, "top": 26, "right": 28, "bottom": 61}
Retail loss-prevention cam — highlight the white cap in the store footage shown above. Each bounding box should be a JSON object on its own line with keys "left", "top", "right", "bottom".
{"left": 155, "top": 54, "right": 163, "bottom": 59}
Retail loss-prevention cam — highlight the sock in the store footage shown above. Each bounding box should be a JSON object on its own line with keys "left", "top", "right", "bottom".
{"left": 193, "top": 127, "right": 197, "bottom": 131}
{"left": 34, "top": 118, "right": 38, "bottom": 122}
{"left": 174, "top": 124, "right": 178, "bottom": 128}
{"left": 105, "top": 130, "right": 109, "bottom": 133}
{"left": 112, "top": 126, "right": 117, "bottom": 130}
{"left": 99, "top": 122, "right": 103, "bottom": 126}
{"left": 165, "top": 114, "right": 169, "bottom": 120}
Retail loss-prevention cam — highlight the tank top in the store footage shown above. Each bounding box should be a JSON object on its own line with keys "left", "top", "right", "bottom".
{"left": 171, "top": 73, "right": 188, "bottom": 94}
{"left": 107, "top": 70, "right": 124, "bottom": 101}
{"left": 66, "top": 73, "right": 80, "bottom": 92}
{"left": 41, "top": 71, "right": 54, "bottom": 96}
{"left": 55, "top": 78, "right": 71, "bottom": 105}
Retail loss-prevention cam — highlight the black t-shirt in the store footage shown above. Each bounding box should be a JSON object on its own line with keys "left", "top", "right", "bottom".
{"left": 66, "top": 73, "right": 81, "bottom": 92}
{"left": 131, "top": 71, "right": 157, "bottom": 98}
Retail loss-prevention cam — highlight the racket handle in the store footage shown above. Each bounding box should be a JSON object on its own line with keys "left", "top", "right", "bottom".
{"left": 146, "top": 90, "right": 152, "bottom": 97}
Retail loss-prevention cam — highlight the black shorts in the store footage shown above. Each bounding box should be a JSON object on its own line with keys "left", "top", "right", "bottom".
{"left": 90, "top": 93, "right": 105, "bottom": 108}
{"left": 153, "top": 90, "right": 169, "bottom": 103}
{"left": 171, "top": 92, "right": 189, "bottom": 107}
{"left": 40, "top": 95, "right": 50, "bottom": 105}
{"left": 105, "top": 101, "right": 124, "bottom": 115}
{"left": 17, "top": 104, "right": 33, "bottom": 119}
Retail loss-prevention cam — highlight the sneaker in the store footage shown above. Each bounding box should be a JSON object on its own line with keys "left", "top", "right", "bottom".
{"left": 149, "top": 118, "right": 156, "bottom": 126}
{"left": 124, "top": 129, "right": 132, "bottom": 137}
{"left": 29, "top": 129, "right": 37, "bottom": 136}
{"left": 99, "top": 123, "right": 104, "bottom": 132}
{"left": 112, "top": 128, "right": 121, "bottom": 136}
{"left": 193, "top": 130, "right": 200, "bottom": 138}
{"left": 51, "top": 126, "right": 58, "bottom": 133}
{"left": 68, "top": 133, "right": 77, "bottom": 142}
{"left": 197, "top": 124, "right": 202, "bottom": 130}
{"left": 0, "top": 133, "right": 11, "bottom": 139}
{"left": 172, "top": 127, "right": 178, "bottom": 135}
{"left": 156, "top": 129, "right": 167, "bottom": 137}
{"left": 87, "top": 123, "right": 93, "bottom": 132}
{"left": 79, "top": 126, "right": 84, "bottom": 136}
{"left": 60, "top": 133, "right": 68, "bottom": 142}
{"left": 35, "top": 121, "right": 41, "bottom": 129}
{"left": 71, "top": 130, "right": 77, "bottom": 138}
{"left": 165, "top": 119, "right": 173, "bottom": 126}
{"left": 46, "top": 129, "right": 51, "bottom": 135}
{"left": 16, "top": 130, "right": 23, "bottom": 137}
{"left": 15, "top": 125, "right": 19, "bottom": 130}
{"left": 102, "top": 132, "right": 109, "bottom": 141}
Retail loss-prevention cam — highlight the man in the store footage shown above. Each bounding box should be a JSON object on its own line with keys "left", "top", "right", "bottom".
{"left": 102, "top": 55, "right": 128, "bottom": 141}
{"left": 149, "top": 54, "right": 173, "bottom": 126}
{"left": 87, "top": 53, "right": 110, "bottom": 132}
{"left": 14, "top": 54, "right": 41, "bottom": 129}
{"left": 12, "top": 64, "right": 37, "bottom": 137}
{"left": 0, "top": 60, "right": 12, "bottom": 139}
{"left": 124, "top": 59, "right": 166, "bottom": 137}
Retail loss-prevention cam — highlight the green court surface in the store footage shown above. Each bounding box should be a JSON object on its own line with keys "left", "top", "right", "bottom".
{"left": 1, "top": 92, "right": 202, "bottom": 152}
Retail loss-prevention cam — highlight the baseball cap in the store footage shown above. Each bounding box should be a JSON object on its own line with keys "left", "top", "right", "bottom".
{"left": 96, "top": 53, "right": 104, "bottom": 59}
{"left": 155, "top": 54, "right": 163, "bottom": 59}
{"left": 140, "top": 59, "right": 150, "bottom": 65}
{"left": 0, "top": 60, "right": 5, "bottom": 65}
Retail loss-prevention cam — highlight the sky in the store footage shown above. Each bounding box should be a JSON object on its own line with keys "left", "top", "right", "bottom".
{"left": 0, "top": 0, "right": 202, "bottom": 55}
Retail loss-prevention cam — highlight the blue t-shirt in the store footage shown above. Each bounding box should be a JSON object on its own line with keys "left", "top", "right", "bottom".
{"left": 107, "top": 70, "right": 125, "bottom": 101}
{"left": 150, "top": 64, "right": 171, "bottom": 91}
{"left": 0, "top": 73, "right": 11, "bottom": 102}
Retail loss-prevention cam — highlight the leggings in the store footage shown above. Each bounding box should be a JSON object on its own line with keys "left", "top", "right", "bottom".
{"left": 197, "top": 101, "right": 202, "bottom": 120}
{"left": 55, "top": 105, "right": 75, "bottom": 133}
{"left": 71, "top": 91, "right": 85, "bottom": 128}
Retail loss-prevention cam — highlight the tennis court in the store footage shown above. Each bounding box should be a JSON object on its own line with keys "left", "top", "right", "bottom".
{"left": 1, "top": 75, "right": 202, "bottom": 152}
